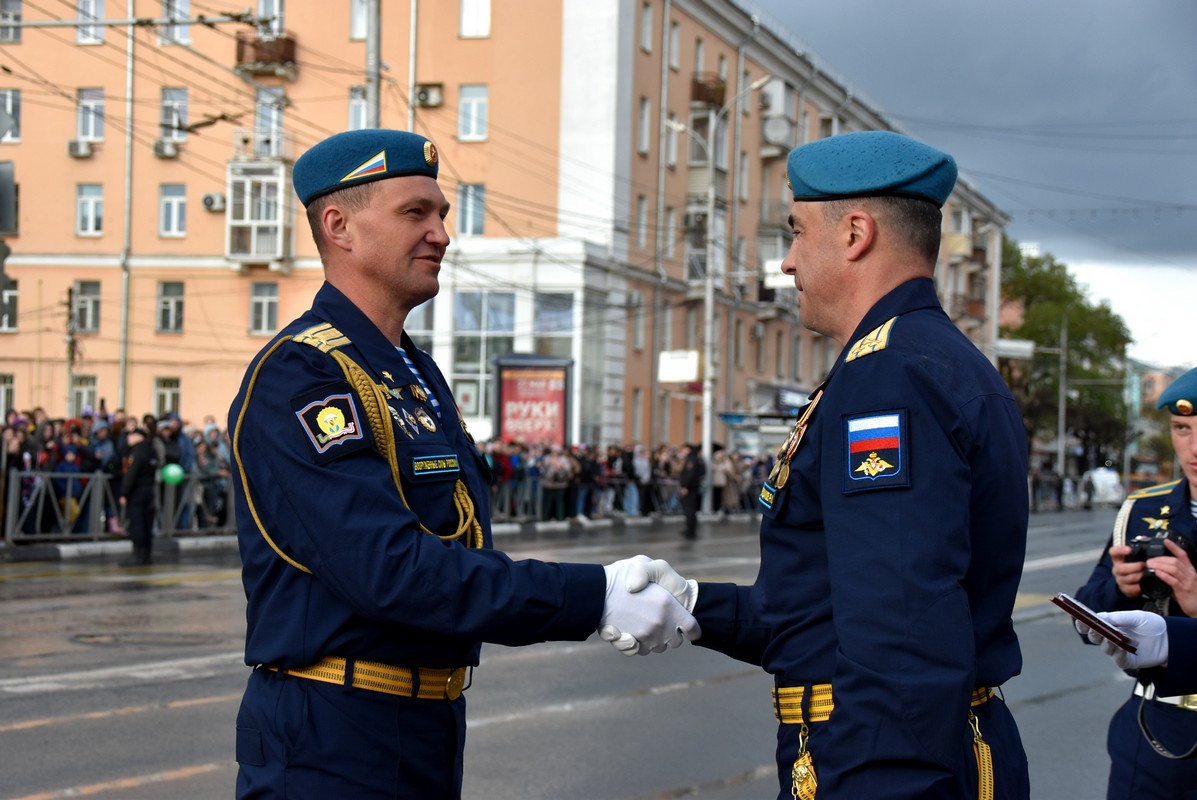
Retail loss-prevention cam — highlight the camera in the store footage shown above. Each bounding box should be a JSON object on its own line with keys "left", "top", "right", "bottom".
{"left": 1125, "top": 531, "right": 1197, "bottom": 602}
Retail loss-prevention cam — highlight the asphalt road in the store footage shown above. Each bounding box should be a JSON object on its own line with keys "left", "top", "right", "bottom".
{"left": 0, "top": 507, "right": 1131, "bottom": 799}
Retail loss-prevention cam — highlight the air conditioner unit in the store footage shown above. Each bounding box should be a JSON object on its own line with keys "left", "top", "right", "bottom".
{"left": 67, "top": 140, "right": 93, "bottom": 159}
{"left": 683, "top": 212, "right": 707, "bottom": 231}
{"left": 153, "top": 139, "right": 179, "bottom": 159}
{"left": 202, "top": 192, "right": 226, "bottom": 212}
{"left": 413, "top": 83, "right": 444, "bottom": 108}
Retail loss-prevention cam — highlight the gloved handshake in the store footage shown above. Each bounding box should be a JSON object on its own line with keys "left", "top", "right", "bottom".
{"left": 598, "top": 555, "right": 700, "bottom": 656}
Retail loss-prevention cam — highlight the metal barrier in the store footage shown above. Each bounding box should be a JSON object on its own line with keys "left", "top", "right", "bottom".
{"left": 3, "top": 469, "right": 235, "bottom": 545}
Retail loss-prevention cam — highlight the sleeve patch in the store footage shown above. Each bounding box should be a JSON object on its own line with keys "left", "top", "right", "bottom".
{"left": 843, "top": 409, "right": 910, "bottom": 494}
{"left": 293, "top": 389, "right": 368, "bottom": 458}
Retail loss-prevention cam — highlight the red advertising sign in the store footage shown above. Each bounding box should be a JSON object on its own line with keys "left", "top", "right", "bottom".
{"left": 498, "top": 366, "right": 568, "bottom": 446}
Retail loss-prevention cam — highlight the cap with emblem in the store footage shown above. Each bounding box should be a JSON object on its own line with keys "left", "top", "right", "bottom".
{"left": 292, "top": 129, "right": 440, "bottom": 207}
{"left": 786, "top": 130, "right": 957, "bottom": 207}
{"left": 1157, "top": 367, "right": 1197, "bottom": 416}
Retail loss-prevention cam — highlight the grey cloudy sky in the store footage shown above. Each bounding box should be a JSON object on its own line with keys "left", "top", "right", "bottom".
{"left": 742, "top": 0, "right": 1197, "bottom": 367}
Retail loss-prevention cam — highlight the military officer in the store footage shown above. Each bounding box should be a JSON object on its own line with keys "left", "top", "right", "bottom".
{"left": 229, "top": 129, "right": 698, "bottom": 799}
{"left": 629, "top": 131, "right": 1031, "bottom": 798}
{"left": 1075, "top": 366, "right": 1197, "bottom": 795}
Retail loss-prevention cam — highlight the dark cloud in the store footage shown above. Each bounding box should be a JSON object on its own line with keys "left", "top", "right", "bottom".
{"left": 743, "top": 0, "right": 1197, "bottom": 269}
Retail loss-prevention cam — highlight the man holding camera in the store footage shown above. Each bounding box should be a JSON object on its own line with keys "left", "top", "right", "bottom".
{"left": 1075, "top": 366, "right": 1197, "bottom": 799}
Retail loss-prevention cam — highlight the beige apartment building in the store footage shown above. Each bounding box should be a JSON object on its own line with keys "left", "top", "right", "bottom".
{"left": 0, "top": 0, "right": 1007, "bottom": 454}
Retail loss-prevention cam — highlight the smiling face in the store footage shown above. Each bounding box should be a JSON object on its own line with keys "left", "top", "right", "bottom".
{"left": 1171, "top": 415, "right": 1197, "bottom": 495}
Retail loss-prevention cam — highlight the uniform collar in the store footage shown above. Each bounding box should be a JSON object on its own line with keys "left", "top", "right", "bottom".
{"left": 824, "top": 277, "right": 942, "bottom": 384}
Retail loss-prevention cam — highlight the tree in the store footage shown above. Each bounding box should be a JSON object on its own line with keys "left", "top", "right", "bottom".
{"left": 999, "top": 239, "right": 1132, "bottom": 473}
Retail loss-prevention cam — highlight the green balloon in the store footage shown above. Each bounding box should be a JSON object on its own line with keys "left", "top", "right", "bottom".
{"left": 161, "top": 463, "right": 185, "bottom": 485}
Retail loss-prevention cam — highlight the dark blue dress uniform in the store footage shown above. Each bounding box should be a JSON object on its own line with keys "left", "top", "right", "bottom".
{"left": 230, "top": 282, "right": 605, "bottom": 798}
{"left": 693, "top": 277, "right": 1030, "bottom": 799}
{"left": 1076, "top": 477, "right": 1197, "bottom": 798}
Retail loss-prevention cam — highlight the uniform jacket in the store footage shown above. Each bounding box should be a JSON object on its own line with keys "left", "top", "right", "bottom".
{"left": 1076, "top": 479, "right": 1196, "bottom": 615}
{"left": 229, "top": 282, "right": 604, "bottom": 671}
{"left": 692, "top": 277, "right": 1028, "bottom": 794}
{"left": 1155, "top": 615, "right": 1197, "bottom": 696}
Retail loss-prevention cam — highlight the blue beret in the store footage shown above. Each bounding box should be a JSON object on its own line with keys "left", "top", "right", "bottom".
{"left": 1157, "top": 367, "right": 1197, "bottom": 416}
{"left": 293, "top": 129, "right": 440, "bottom": 206}
{"left": 787, "top": 131, "right": 957, "bottom": 207}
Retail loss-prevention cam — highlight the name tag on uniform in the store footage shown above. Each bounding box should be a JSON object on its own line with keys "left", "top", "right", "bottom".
{"left": 410, "top": 454, "right": 461, "bottom": 479}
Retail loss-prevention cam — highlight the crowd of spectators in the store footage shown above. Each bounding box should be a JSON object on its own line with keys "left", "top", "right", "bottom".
{"left": 2, "top": 402, "right": 775, "bottom": 539}
{"left": 479, "top": 440, "right": 774, "bottom": 524}
{"left": 1, "top": 406, "right": 232, "bottom": 539}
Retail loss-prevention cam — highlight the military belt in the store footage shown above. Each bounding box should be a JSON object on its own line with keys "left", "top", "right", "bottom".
{"left": 1134, "top": 682, "right": 1197, "bottom": 710}
{"left": 265, "top": 656, "right": 468, "bottom": 701}
{"left": 772, "top": 684, "right": 994, "bottom": 724}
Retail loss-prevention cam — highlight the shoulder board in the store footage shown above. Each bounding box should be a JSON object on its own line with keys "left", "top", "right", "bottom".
{"left": 293, "top": 323, "right": 352, "bottom": 353}
{"left": 1127, "top": 479, "right": 1182, "bottom": 501}
{"left": 845, "top": 316, "right": 898, "bottom": 363}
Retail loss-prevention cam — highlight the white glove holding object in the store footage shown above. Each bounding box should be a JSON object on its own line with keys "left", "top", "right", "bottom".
{"left": 600, "top": 556, "right": 700, "bottom": 656}
{"left": 1078, "top": 610, "right": 1169, "bottom": 670}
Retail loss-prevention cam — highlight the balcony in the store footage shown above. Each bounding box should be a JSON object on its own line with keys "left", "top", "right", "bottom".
{"left": 690, "top": 73, "right": 726, "bottom": 106}
{"left": 235, "top": 31, "right": 297, "bottom": 79}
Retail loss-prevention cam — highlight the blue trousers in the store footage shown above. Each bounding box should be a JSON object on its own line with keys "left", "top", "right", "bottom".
{"left": 1105, "top": 693, "right": 1197, "bottom": 799}
{"left": 236, "top": 667, "right": 467, "bottom": 799}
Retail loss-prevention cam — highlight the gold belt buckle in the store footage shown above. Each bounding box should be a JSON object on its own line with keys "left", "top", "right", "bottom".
{"left": 1178, "top": 694, "right": 1197, "bottom": 711}
{"left": 445, "top": 667, "right": 467, "bottom": 700}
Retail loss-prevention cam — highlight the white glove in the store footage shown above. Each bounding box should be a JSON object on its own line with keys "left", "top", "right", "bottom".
{"left": 600, "top": 556, "right": 701, "bottom": 656}
{"left": 1078, "top": 610, "right": 1169, "bottom": 670}
{"left": 625, "top": 557, "right": 699, "bottom": 613}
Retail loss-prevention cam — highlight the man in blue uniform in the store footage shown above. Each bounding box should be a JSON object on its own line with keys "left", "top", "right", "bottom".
{"left": 1075, "top": 366, "right": 1197, "bottom": 796}
{"left": 229, "top": 129, "right": 698, "bottom": 799}
{"left": 632, "top": 131, "right": 1030, "bottom": 798}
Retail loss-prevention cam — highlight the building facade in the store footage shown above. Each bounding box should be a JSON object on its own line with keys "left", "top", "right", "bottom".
{"left": 0, "top": 0, "right": 1007, "bottom": 454}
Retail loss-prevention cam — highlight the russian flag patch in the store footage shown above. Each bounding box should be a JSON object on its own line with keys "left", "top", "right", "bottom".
{"left": 341, "top": 150, "right": 388, "bottom": 184}
{"left": 843, "top": 409, "right": 909, "bottom": 493}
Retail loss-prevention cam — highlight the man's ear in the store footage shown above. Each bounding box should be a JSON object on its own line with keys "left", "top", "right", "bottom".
{"left": 843, "top": 209, "right": 876, "bottom": 261}
{"left": 321, "top": 205, "right": 352, "bottom": 252}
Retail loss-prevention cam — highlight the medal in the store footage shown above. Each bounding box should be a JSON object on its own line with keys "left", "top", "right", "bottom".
{"left": 776, "top": 462, "right": 791, "bottom": 489}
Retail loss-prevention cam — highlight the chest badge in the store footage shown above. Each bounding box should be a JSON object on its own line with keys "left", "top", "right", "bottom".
{"left": 414, "top": 406, "right": 438, "bottom": 432}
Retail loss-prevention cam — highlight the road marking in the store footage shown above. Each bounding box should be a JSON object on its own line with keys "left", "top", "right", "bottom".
{"left": 4, "top": 762, "right": 229, "bottom": 800}
{"left": 0, "top": 693, "right": 241, "bottom": 733}
{"left": 0, "top": 652, "right": 245, "bottom": 694}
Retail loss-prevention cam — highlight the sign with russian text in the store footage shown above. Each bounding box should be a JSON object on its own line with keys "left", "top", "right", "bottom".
{"left": 496, "top": 362, "right": 570, "bottom": 446}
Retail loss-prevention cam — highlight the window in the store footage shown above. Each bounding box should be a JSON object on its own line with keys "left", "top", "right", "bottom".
{"left": 631, "top": 387, "right": 643, "bottom": 441}
{"left": 639, "top": 3, "right": 652, "bottom": 52}
{"left": 73, "top": 281, "right": 101, "bottom": 333}
{"left": 154, "top": 377, "right": 180, "bottom": 418}
{"left": 77, "top": 89, "right": 104, "bottom": 141}
{"left": 791, "top": 334, "right": 802, "bottom": 382}
{"left": 665, "top": 112, "right": 678, "bottom": 167}
{"left": 738, "top": 150, "right": 749, "bottom": 200}
{"left": 0, "top": 0, "right": 22, "bottom": 43}
{"left": 160, "top": 87, "right": 188, "bottom": 141}
{"left": 533, "top": 292, "right": 573, "bottom": 358}
{"left": 348, "top": 86, "right": 367, "bottom": 130}
{"left": 637, "top": 96, "right": 651, "bottom": 154}
{"left": 452, "top": 290, "right": 513, "bottom": 417}
{"left": 229, "top": 172, "right": 283, "bottom": 259}
{"left": 406, "top": 300, "right": 434, "bottom": 352}
{"left": 460, "top": 0, "right": 489, "bottom": 37}
{"left": 734, "top": 319, "right": 744, "bottom": 368}
{"left": 685, "top": 305, "right": 697, "bottom": 348}
{"left": 664, "top": 206, "right": 676, "bottom": 258}
{"left": 687, "top": 114, "right": 709, "bottom": 165}
{"left": 157, "top": 281, "right": 184, "bottom": 333}
{"left": 161, "top": 0, "right": 190, "bottom": 44}
{"left": 0, "top": 89, "right": 19, "bottom": 142}
{"left": 661, "top": 302, "right": 673, "bottom": 350}
{"left": 718, "top": 56, "right": 728, "bottom": 82}
{"left": 350, "top": 0, "right": 367, "bottom": 40}
{"left": 258, "top": 0, "right": 284, "bottom": 38}
{"left": 775, "top": 330, "right": 785, "bottom": 378}
{"left": 455, "top": 184, "right": 485, "bottom": 236}
{"left": 694, "top": 38, "right": 704, "bottom": 73}
{"left": 71, "top": 375, "right": 97, "bottom": 417}
{"left": 630, "top": 291, "right": 644, "bottom": 350}
{"left": 635, "top": 195, "right": 647, "bottom": 250}
{"left": 0, "top": 374, "right": 12, "bottom": 416}
{"left": 458, "top": 85, "right": 488, "bottom": 141}
{"left": 76, "top": 184, "right": 103, "bottom": 236}
{"left": 755, "top": 326, "right": 766, "bottom": 373}
{"left": 249, "top": 282, "right": 278, "bottom": 335}
{"left": 668, "top": 22, "right": 680, "bottom": 70}
{"left": 714, "top": 115, "right": 729, "bottom": 170}
{"left": 0, "top": 278, "right": 16, "bottom": 331}
{"left": 159, "top": 184, "right": 186, "bottom": 237}
{"left": 77, "top": 0, "right": 103, "bottom": 44}
{"left": 254, "top": 86, "right": 284, "bottom": 157}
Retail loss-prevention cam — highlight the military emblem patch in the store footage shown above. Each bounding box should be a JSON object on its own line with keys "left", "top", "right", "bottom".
{"left": 843, "top": 409, "right": 909, "bottom": 493}
{"left": 295, "top": 392, "right": 367, "bottom": 455}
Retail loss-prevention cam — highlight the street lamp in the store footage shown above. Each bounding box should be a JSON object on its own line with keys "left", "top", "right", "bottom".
{"left": 670, "top": 73, "right": 771, "bottom": 513}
